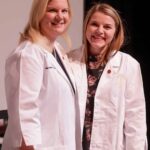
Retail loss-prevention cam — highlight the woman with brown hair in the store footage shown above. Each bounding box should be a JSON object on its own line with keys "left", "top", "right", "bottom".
{"left": 68, "top": 3, "right": 148, "bottom": 150}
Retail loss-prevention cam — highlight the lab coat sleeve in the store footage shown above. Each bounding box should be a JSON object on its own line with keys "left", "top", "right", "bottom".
{"left": 17, "top": 47, "right": 43, "bottom": 146}
{"left": 124, "top": 57, "right": 148, "bottom": 150}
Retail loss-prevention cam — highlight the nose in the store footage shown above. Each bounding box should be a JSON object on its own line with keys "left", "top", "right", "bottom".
{"left": 96, "top": 26, "right": 103, "bottom": 34}
{"left": 56, "top": 11, "right": 63, "bottom": 20}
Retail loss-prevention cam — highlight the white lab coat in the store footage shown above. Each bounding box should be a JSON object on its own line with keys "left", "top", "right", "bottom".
{"left": 68, "top": 46, "right": 148, "bottom": 150}
{"left": 2, "top": 41, "right": 81, "bottom": 150}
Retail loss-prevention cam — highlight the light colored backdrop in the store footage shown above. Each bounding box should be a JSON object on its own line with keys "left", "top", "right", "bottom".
{"left": 0, "top": 0, "right": 83, "bottom": 110}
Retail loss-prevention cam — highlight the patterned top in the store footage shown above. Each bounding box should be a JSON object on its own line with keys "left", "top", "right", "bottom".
{"left": 82, "top": 54, "right": 105, "bottom": 150}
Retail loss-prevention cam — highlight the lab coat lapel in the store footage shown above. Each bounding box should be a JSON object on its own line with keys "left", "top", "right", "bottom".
{"left": 98, "top": 51, "right": 122, "bottom": 88}
{"left": 53, "top": 43, "right": 76, "bottom": 93}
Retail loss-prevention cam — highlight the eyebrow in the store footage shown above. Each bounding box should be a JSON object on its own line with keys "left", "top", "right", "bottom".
{"left": 47, "top": 6, "right": 69, "bottom": 9}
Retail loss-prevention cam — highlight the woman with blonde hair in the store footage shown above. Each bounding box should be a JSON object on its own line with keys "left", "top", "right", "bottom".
{"left": 68, "top": 3, "right": 148, "bottom": 150}
{"left": 2, "top": 0, "right": 81, "bottom": 149}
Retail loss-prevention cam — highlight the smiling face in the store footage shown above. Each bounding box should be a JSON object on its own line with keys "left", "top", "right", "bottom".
{"left": 86, "top": 11, "right": 116, "bottom": 55}
{"left": 40, "top": 0, "right": 70, "bottom": 42}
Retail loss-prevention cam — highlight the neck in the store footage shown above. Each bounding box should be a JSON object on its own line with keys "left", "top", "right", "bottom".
{"left": 36, "top": 35, "right": 55, "bottom": 53}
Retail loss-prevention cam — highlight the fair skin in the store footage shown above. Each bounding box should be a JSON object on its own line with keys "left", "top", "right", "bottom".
{"left": 86, "top": 11, "right": 116, "bottom": 55}
{"left": 40, "top": 0, "right": 70, "bottom": 44}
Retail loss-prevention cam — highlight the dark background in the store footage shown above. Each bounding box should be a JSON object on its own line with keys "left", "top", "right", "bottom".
{"left": 84, "top": 0, "right": 150, "bottom": 148}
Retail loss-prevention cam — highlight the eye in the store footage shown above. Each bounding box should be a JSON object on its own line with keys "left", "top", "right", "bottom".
{"left": 104, "top": 24, "right": 113, "bottom": 30}
{"left": 62, "top": 9, "right": 69, "bottom": 13}
{"left": 104, "top": 25, "right": 112, "bottom": 30}
{"left": 47, "top": 8, "right": 57, "bottom": 13}
{"left": 105, "top": 26, "right": 111, "bottom": 29}
{"left": 90, "top": 21, "right": 99, "bottom": 27}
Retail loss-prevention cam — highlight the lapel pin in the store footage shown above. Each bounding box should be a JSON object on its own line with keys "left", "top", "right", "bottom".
{"left": 107, "top": 69, "right": 111, "bottom": 74}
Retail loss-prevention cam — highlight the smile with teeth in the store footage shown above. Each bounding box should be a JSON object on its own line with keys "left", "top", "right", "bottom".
{"left": 91, "top": 35, "right": 104, "bottom": 41}
{"left": 51, "top": 21, "right": 64, "bottom": 26}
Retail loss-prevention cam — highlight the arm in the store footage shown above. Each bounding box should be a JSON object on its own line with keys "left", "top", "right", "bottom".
{"left": 124, "top": 59, "right": 147, "bottom": 150}
{"left": 20, "top": 138, "right": 34, "bottom": 150}
{"left": 18, "top": 48, "right": 44, "bottom": 146}
{"left": 5, "top": 45, "right": 44, "bottom": 147}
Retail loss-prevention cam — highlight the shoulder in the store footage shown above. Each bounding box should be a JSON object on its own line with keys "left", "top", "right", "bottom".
{"left": 113, "top": 51, "right": 140, "bottom": 65}
{"left": 8, "top": 41, "right": 46, "bottom": 58}
{"left": 67, "top": 45, "right": 84, "bottom": 61}
{"left": 113, "top": 51, "right": 141, "bottom": 73}
{"left": 120, "top": 51, "right": 139, "bottom": 66}
{"left": 6, "top": 41, "right": 46, "bottom": 66}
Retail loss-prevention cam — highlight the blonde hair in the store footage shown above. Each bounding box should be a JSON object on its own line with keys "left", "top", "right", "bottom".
{"left": 19, "top": 0, "right": 72, "bottom": 46}
{"left": 83, "top": 3, "right": 125, "bottom": 64}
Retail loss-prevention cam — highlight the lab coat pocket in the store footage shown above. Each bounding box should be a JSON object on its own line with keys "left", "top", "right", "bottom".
{"left": 110, "top": 74, "right": 126, "bottom": 105}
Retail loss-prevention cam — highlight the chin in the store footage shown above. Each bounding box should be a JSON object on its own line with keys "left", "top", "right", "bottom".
{"left": 56, "top": 30, "right": 65, "bottom": 35}
{"left": 55, "top": 27, "right": 66, "bottom": 33}
{"left": 92, "top": 45, "right": 104, "bottom": 50}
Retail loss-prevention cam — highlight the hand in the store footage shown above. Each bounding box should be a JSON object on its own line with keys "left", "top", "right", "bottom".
{"left": 20, "top": 138, "right": 34, "bottom": 150}
{"left": 20, "top": 145, "right": 34, "bottom": 150}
